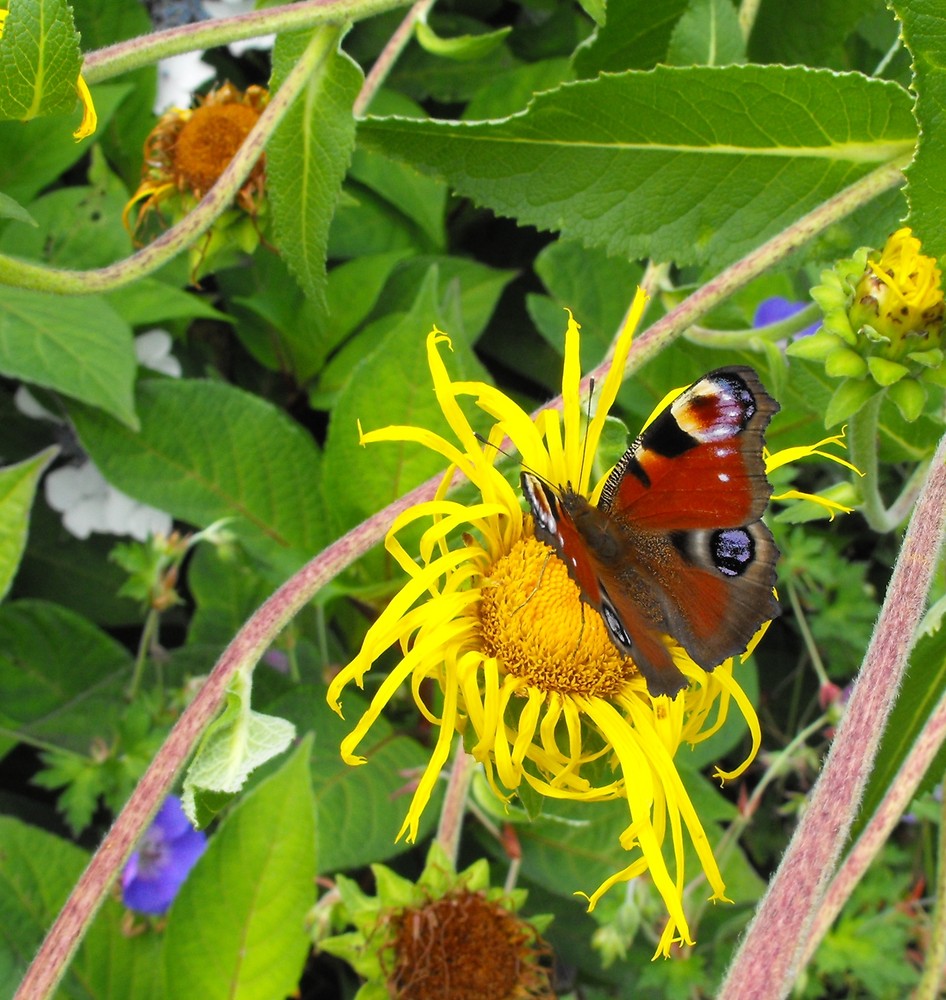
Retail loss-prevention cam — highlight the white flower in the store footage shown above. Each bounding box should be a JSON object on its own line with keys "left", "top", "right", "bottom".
{"left": 135, "top": 329, "right": 182, "bottom": 377}
{"left": 45, "top": 462, "right": 173, "bottom": 542}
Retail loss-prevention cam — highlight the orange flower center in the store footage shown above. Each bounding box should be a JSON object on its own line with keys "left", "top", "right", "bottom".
{"left": 478, "top": 534, "right": 637, "bottom": 698}
{"left": 173, "top": 102, "right": 262, "bottom": 195}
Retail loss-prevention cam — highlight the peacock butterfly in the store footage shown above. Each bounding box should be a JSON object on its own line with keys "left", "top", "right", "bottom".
{"left": 521, "top": 366, "right": 780, "bottom": 699}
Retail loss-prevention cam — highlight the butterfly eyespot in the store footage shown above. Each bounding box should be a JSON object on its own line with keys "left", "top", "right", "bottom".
{"left": 599, "top": 590, "right": 633, "bottom": 650}
{"left": 711, "top": 527, "right": 754, "bottom": 577}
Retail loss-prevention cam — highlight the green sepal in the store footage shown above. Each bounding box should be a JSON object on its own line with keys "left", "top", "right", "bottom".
{"left": 825, "top": 345, "right": 869, "bottom": 379}
{"left": 887, "top": 378, "right": 928, "bottom": 422}
{"left": 866, "top": 356, "right": 909, "bottom": 385}
{"left": 415, "top": 19, "right": 512, "bottom": 61}
{"left": 907, "top": 347, "right": 944, "bottom": 368}
{"left": 786, "top": 329, "right": 843, "bottom": 361}
{"left": 825, "top": 378, "right": 877, "bottom": 426}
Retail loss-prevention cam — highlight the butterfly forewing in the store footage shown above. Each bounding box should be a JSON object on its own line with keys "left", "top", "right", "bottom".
{"left": 521, "top": 366, "right": 780, "bottom": 699}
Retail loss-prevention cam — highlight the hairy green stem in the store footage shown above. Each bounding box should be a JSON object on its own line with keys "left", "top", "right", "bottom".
{"left": 0, "top": 26, "right": 342, "bottom": 294}
{"left": 847, "top": 392, "right": 889, "bottom": 530}
{"left": 685, "top": 301, "right": 821, "bottom": 350}
{"left": 81, "top": 0, "right": 410, "bottom": 84}
{"left": 917, "top": 778, "right": 946, "bottom": 999}
{"left": 798, "top": 684, "right": 946, "bottom": 971}
{"left": 720, "top": 427, "right": 946, "bottom": 999}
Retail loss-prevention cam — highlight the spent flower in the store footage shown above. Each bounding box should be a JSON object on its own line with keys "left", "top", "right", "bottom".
{"left": 329, "top": 290, "right": 849, "bottom": 954}
{"left": 124, "top": 82, "right": 269, "bottom": 278}
{"left": 319, "top": 843, "right": 553, "bottom": 1000}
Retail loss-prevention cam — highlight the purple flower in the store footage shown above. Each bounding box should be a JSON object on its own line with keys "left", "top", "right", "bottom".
{"left": 122, "top": 797, "right": 207, "bottom": 915}
{"left": 753, "top": 296, "right": 820, "bottom": 337}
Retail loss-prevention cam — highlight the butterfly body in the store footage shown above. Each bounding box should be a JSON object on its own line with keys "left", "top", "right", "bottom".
{"left": 521, "top": 366, "right": 780, "bottom": 698}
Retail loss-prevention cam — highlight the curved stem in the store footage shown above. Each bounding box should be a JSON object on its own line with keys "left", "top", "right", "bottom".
{"left": 0, "top": 26, "right": 341, "bottom": 294}
{"left": 354, "top": 0, "right": 435, "bottom": 116}
{"left": 847, "top": 392, "right": 888, "bottom": 531}
{"left": 81, "top": 0, "right": 410, "bottom": 84}
{"left": 685, "top": 302, "right": 821, "bottom": 350}
{"left": 798, "top": 684, "right": 946, "bottom": 969}
{"left": 435, "top": 737, "right": 475, "bottom": 867}
{"left": 719, "top": 427, "right": 946, "bottom": 1000}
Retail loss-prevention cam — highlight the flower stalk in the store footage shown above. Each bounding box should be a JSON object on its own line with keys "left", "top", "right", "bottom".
{"left": 720, "top": 426, "right": 946, "bottom": 999}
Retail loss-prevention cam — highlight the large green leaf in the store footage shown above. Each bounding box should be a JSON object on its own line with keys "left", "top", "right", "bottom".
{"left": 897, "top": 0, "right": 946, "bottom": 254}
{"left": 164, "top": 738, "right": 316, "bottom": 1000}
{"left": 269, "top": 26, "right": 363, "bottom": 306}
{"left": 0, "top": 0, "right": 82, "bottom": 122}
{"left": 0, "top": 287, "right": 137, "bottom": 428}
{"left": 270, "top": 685, "right": 442, "bottom": 874}
{"left": 572, "top": 0, "right": 691, "bottom": 75}
{"left": 0, "top": 446, "right": 57, "bottom": 602}
{"left": 0, "top": 600, "right": 133, "bottom": 757}
{"left": 322, "top": 267, "right": 489, "bottom": 537}
{"left": 358, "top": 65, "right": 915, "bottom": 269}
{"left": 70, "top": 379, "right": 327, "bottom": 570}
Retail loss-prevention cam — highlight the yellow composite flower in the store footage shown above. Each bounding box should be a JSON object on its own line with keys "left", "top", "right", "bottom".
{"left": 328, "top": 289, "right": 845, "bottom": 957}
{"left": 0, "top": 8, "right": 96, "bottom": 140}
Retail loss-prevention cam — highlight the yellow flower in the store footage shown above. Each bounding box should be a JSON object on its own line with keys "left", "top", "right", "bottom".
{"left": 328, "top": 290, "right": 843, "bottom": 956}
{"left": 123, "top": 82, "right": 268, "bottom": 259}
{"left": 851, "top": 227, "right": 944, "bottom": 357}
{"left": 0, "top": 8, "right": 96, "bottom": 141}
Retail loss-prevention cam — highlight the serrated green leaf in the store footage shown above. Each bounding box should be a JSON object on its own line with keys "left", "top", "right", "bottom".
{"left": 0, "top": 445, "right": 57, "bottom": 601}
{"left": 0, "top": 599, "right": 133, "bottom": 758}
{"left": 69, "top": 379, "right": 327, "bottom": 570}
{"left": 359, "top": 65, "right": 915, "bottom": 270}
{"left": 0, "top": 0, "right": 83, "bottom": 122}
{"left": 183, "top": 667, "right": 296, "bottom": 827}
{"left": 269, "top": 26, "right": 363, "bottom": 305}
{"left": 0, "top": 287, "right": 138, "bottom": 428}
{"left": 167, "top": 738, "right": 316, "bottom": 1000}
{"left": 415, "top": 18, "right": 512, "bottom": 61}
{"left": 0, "top": 191, "right": 36, "bottom": 226}
{"left": 667, "top": 0, "right": 745, "bottom": 66}
{"left": 897, "top": 0, "right": 946, "bottom": 253}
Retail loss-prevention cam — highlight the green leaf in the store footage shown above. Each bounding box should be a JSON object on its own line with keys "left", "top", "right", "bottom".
{"left": 750, "top": 0, "right": 882, "bottom": 69}
{"left": 573, "top": 0, "right": 690, "bottom": 76}
{"left": 667, "top": 0, "right": 746, "bottom": 66}
{"left": 0, "top": 191, "right": 36, "bottom": 226}
{"left": 183, "top": 667, "right": 296, "bottom": 828}
{"left": 897, "top": 0, "right": 946, "bottom": 253}
{"left": 0, "top": 600, "right": 133, "bottom": 758}
{"left": 105, "top": 278, "right": 231, "bottom": 327}
{"left": 415, "top": 18, "right": 512, "bottom": 61}
{"left": 0, "top": 446, "right": 57, "bottom": 601}
{"left": 167, "top": 738, "right": 316, "bottom": 1000}
{"left": 69, "top": 379, "right": 327, "bottom": 570}
{"left": 269, "top": 26, "right": 363, "bottom": 305}
{"left": 0, "top": 287, "right": 138, "bottom": 428}
{"left": 0, "top": 0, "right": 83, "bottom": 122}
{"left": 358, "top": 65, "right": 915, "bottom": 269}
{"left": 322, "top": 266, "right": 490, "bottom": 536}
{"left": 269, "top": 685, "right": 442, "bottom": 874}
{"left": 0, "top": 815, "right": 87, "bottom": 991}
{"left": 0, "top": 83, "right": 127, "bottom": 203}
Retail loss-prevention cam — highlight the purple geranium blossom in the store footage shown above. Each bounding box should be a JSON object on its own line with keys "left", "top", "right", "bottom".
{"left": 753, "top": 295, "right": 820, "bottom": 337}
{"left": 122, "top": 796, "right": 207, "bottom": 915}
